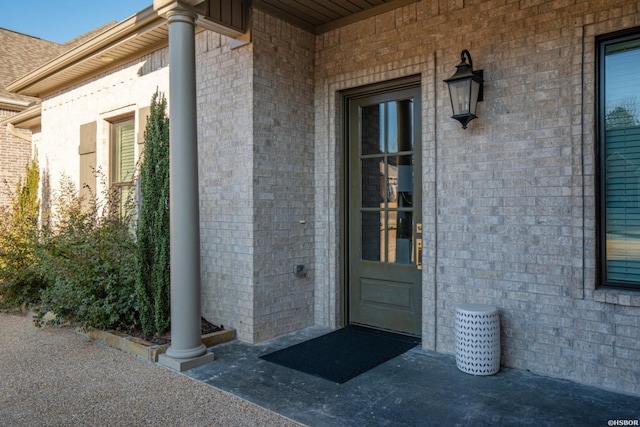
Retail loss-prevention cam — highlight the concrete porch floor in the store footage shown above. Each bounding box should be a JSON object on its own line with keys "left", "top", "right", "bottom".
{"left": 185, "top": 326, "right": 640, "bottom": 427}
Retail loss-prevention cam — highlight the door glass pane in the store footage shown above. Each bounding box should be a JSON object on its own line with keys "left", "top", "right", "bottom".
{"left": 361, "top": 104, "right": 383, "bottom": 155}
{"left": 393, "top": 211, "right": 413, "bottom": 264}
{"left": 393, "top": 155, "right": 414, "bottom": 207}
{"left": 603, "top": 37, "right": 640, "bottom": 285}
{"left": 387, "top": 101, "right": 398, "bottom": 153}
{"left": 388, "top": 157, "right": 413, "bottom": 264}
{"left": 362, "top": 211, "right": 382, "bottom": 261}
{"left": 360, "top": 99, "right": 415, "bottom": 265}
{"left": 362, "top": 158, "right": 384, "bottom": 208}
{"left": 387, "top": 100, "right": 414, "bottom": 153}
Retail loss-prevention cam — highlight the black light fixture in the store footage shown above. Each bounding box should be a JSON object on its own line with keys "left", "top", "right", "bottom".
{"left": 443, "top": 49, "right": 484, "bottom": 129}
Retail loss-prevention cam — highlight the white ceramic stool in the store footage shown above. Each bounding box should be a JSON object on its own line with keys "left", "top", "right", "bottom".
{"left": 455, "top": 303, "right": 500, "bottom": 375}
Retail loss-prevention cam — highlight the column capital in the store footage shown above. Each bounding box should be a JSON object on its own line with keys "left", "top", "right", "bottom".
{"left": 153, "top": 0, "right": 205, "bottom": 10}
{"left": 166, "top": 9, "right": 198, "bottom": 24}
{"left": 154, "top": 1, "right": 199, "bottom": 21}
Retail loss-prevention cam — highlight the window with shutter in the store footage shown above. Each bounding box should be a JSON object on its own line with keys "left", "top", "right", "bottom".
{"left": 112, "top": 118, "right": 136, "bottom": 219}
{"left": 598, "top": 30, "right": 640, "bottom": 288}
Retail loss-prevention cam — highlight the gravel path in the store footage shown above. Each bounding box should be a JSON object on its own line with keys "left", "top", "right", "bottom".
{"left": 0, "top": 312, "right": 303, "bottom": 427}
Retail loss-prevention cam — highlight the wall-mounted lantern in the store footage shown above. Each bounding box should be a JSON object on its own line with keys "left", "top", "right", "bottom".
{"left": 443, "top": 49, "right": 484, "bottom": 129}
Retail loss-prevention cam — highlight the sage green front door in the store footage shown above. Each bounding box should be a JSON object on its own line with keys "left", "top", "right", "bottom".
{"left": 348, "top": 84, "right": 422, "bottom": 336}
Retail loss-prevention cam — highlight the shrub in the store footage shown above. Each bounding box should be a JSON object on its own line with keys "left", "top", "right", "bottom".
{"left": 35, "top": 175, "right": 138, "bottom": 330}
{"left": 135, "top": 90, "right": 171, "bottom": 337}
{"left": 0, "top": 157, "right": 46, "bottom": 308}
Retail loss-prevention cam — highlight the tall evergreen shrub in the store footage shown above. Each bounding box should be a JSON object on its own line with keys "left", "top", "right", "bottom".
{"left": 135, "top": 90, "right": 171, "bottom": 336}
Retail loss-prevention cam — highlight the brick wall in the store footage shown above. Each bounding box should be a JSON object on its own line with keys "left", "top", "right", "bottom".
{"left": 34, "top": 23, "right": 314, "bottom": 345}
{"left": 195, "top": 30, "right": 256, "bottom": 342}
{"left": 0, "top": 109, "right": 31, "bottom": 209}
{"left": 313, "top": 0, "right": 640, "bottom": 394}
{"left": 251, "top": 12, "right": 315, "bottom": 342}
{"left": 28, "top": 0, "right": 640, "bottom": 394}
{"left": 196, "top": 15, "right": 315, "bottom": 343}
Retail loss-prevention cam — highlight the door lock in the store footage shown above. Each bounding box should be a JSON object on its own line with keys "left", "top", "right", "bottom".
{"left": 415, "top": 223, "right": 422, "bottom": 270}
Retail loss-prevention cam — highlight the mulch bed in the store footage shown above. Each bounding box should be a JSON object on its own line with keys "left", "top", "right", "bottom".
{"left": 121, "top": 317, "right": 223, "bottom": 346}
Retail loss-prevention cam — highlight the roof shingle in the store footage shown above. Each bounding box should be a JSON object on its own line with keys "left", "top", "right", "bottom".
{"left": 0, "top": 23, "right": 118, "bottom": 105}
{"left": 0, "top": 28, "right": 67, "bottom": 104}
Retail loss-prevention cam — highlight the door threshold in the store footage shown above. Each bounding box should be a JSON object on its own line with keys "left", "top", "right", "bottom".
{"left": 347, "top": 323, "right": 421, "bottom": 343}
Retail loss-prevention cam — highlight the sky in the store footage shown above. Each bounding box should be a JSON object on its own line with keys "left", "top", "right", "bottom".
{"left": 1, "top": 0, "right": 152, "bottom": 43}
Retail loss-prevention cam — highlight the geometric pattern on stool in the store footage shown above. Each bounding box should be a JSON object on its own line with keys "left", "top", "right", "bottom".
{"left": 455, "top": 303, "right": 500, "bottom": 375}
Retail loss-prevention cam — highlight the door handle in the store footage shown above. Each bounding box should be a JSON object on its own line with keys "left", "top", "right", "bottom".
{"left": 415, "top": 223, "right": 422, "bottom": 270}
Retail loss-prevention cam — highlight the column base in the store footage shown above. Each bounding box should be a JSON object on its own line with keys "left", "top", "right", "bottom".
{"left": 158, "top": 351, "right": 215, "bottom": 372}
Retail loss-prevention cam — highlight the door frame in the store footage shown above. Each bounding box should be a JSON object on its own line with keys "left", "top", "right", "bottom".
{"left": 339, "top": 75, "right": 423, "bottom": 332}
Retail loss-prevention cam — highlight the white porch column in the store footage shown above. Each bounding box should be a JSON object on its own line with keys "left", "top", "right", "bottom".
{"left": 158, "top": 6, "right": 213, "bottom": 371}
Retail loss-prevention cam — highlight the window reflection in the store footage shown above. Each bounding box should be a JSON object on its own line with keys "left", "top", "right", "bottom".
{"left": 360, "top": 99, "right": 415, "bottom": 264}
{"left": 603, "top": 36, "right": 640, "bottom": 285}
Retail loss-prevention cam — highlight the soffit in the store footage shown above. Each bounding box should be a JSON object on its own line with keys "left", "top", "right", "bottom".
{"left": 253, "top": 0, "right": 419, "bottom": 34}
{"left": 7, "top": 6, "right": 169, "bottom": 98}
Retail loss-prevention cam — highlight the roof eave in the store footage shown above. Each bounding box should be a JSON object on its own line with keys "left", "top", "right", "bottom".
{"left": 6, "top": 5, "right": 164, "bottom": 97}
{"left": 0, "top": 104, "right": 42, "bottom": 129}
{"left": 0, "top": 97, "right": 31, "bottom": 111}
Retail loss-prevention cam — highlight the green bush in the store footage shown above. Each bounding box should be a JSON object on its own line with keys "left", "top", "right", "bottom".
{"left": 1, "top": 94, "right": 175, "bottom": 335}
{"left": 0, "top": 157, "right": 46, "bottom": 308}
{"left": 35, "top": 175, "right": 138, "bottom": 330}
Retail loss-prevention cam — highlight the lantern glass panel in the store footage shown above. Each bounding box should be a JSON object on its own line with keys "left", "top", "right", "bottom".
{"left": 469, "top": 80, "right": 480, "bottom": 115}
{"left": 449, "top": 79, "right": 471, "bottom": 115}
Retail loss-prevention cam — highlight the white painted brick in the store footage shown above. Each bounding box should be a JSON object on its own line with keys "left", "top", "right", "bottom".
{"left": 38, "top": 50, "right": 169, "bottom": 200}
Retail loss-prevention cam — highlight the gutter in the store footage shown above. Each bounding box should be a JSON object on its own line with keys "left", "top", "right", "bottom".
{"left": 7, "top": 123, "right": 31, "bottom": 142}
{"left": 7, "top": 1, "right": 249, "bottom": 98}
{"left": 6, "top": 5, "right": 162, "bottom": 96}
{"left": 0, "top": 96, "right": 31, "bottom": 111}
{"left": 1, "top": 104, "right": 42, "bottom": 142}
{"left": 0, "top": 97, "right": 35, "bottom": 142}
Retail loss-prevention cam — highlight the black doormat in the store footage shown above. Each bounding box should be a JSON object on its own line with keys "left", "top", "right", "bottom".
{"left": 259, "top": 325, "right": 420, "bottom": 384}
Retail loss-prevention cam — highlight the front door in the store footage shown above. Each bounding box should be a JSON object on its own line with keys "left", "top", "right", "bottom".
{"left": 347, "top": 83, "right": 422, "bottom": 336}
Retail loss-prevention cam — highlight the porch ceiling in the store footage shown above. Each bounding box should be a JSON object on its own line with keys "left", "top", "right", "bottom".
{"left": 253, "top": 0, "right": 419, "bottom": 34}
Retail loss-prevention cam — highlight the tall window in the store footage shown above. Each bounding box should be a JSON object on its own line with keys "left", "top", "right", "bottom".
{"left": 598, "top": 29, "right": 640, "bottom": 288}
{"left": 111, "top": 118, "right": 135, "bottom": 218}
